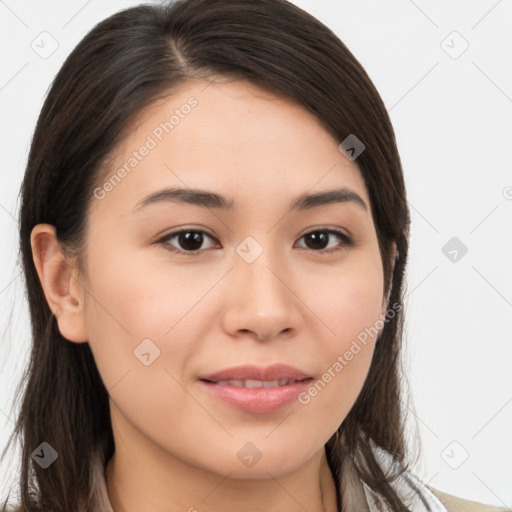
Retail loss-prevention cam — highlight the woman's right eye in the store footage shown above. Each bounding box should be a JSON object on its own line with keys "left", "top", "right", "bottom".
{"left": 157, "top": 229, "right": 218, "bottom": 255}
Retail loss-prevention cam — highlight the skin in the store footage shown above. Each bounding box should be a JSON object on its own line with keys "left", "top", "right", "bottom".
{"left": 31, "top": 78, "right": 395, "bottom": 512}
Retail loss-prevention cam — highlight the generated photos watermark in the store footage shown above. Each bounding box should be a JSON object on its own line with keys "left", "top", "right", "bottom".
{"left": 93, "top": 96, "right": 198, "bottom": 200}
{"left": 298, "top": 301, "right": 402, "bottom": 405}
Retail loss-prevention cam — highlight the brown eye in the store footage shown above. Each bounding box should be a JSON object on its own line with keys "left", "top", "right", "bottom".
{"left": 296, "top": 229, "right": 354, "bottom": 253}
{"left": 159, "top": 230, "right": 218, "bottom": 254}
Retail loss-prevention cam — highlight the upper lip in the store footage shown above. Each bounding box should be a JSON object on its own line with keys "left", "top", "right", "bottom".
{"left": 199, "top": 364, "right": 312, "bottom": 382}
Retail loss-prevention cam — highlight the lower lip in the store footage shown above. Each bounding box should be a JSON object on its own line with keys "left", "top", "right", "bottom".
{"left": 198, "top": 379, "right": 312, "bottom": 414}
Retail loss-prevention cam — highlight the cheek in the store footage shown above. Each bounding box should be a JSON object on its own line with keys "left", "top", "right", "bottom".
{"left": 82, "top": 246, "right": 212, "bottom": 390}
{"left": 82, "top": 254, "right": 217, "bottom": 448}
{"left": 295, "top": 255, "right": 384, "bottom": 420}
{"left": 303, "top": 250, "right": 385, "bottom": 345}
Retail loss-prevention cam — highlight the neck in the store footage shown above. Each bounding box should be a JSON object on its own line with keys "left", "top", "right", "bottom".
{"left": 105, "top": 443, "right": 338, "bottom": 512}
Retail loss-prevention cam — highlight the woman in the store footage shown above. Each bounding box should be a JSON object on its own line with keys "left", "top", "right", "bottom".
{"left": 2, "top": 0, "right": 509, "bottom": 511}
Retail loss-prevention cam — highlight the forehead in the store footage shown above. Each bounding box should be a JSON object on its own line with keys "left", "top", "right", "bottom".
{"left": 92, "top": 78, "right": 370, "bottom": 216}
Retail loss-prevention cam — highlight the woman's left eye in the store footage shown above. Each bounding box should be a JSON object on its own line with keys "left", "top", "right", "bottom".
{"left": 296, "top": 229, "right": 354, "bottom": 253}
{"left": 157, "top": 228, "right": 354, "bottom": 255}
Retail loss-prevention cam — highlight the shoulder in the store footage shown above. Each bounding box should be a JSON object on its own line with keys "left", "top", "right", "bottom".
{"left": 428, "top": 486, "right": 511, "bottom": 512}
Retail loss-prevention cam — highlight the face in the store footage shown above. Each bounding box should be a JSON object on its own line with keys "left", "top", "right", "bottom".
{"left": 74, "top": 79, "right": 390, "bottom": 478}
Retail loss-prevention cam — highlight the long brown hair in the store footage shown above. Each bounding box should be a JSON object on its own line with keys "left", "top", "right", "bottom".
{"left": 3, "top": 0, "right": 416, "bottom": 510}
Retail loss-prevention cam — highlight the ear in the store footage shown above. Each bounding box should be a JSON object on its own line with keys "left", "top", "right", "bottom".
{"left": 30, "top": 224, "right": 89, "bottom": 343}
{"left": 381, "top": 241, "right": 398, "bottom": 315}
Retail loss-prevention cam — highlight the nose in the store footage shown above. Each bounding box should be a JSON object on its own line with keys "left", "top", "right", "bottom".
{"left": 220, "top": 246, "right": 302, "bottom": 342}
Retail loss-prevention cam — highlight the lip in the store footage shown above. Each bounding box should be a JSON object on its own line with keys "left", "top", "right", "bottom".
{"left": 198, "top": 364, "right": 313, "bottom": 414}
{"left": 199, "top": 363, "right": 311, "bottom": 382}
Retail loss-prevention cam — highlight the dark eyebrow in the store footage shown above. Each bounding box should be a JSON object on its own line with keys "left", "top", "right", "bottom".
{"left": 133, "top": 186, "right": 368, "bottom": 212}
{"left": 290, "top": 187, "right": 367, "bottom": 212}
{"left": 133, "top": 187, "right": 235, "bottom": 211}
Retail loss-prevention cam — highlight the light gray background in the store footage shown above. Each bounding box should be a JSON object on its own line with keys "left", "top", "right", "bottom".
{"left": 1, "top": 0, "right": 511, "bottom": 507}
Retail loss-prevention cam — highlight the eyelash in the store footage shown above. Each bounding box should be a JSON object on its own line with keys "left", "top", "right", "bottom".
{"left": 156, "top": 226, "right": 355, "bottom": 256}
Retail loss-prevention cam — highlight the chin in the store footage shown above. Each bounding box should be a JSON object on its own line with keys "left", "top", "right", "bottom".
{"left": 182, "top": 444, "right": 303, "bottom": 480}
{"left": 212, "top": 458, "right": 303, "bottom": 480}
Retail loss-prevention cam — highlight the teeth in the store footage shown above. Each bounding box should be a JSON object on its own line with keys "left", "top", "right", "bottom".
{"left": 214, "top": 379, "right": 296, "bottom": 388}
{"left": 245, "top": 379, "right": 263, "bottom": 388}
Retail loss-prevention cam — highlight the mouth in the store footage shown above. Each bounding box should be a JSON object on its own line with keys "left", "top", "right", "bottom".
{"left": 197, "top": 364, "right": 314, "bottom": 414}
{"left": 200, "top": 377, "right": 313, "bottom": 388}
